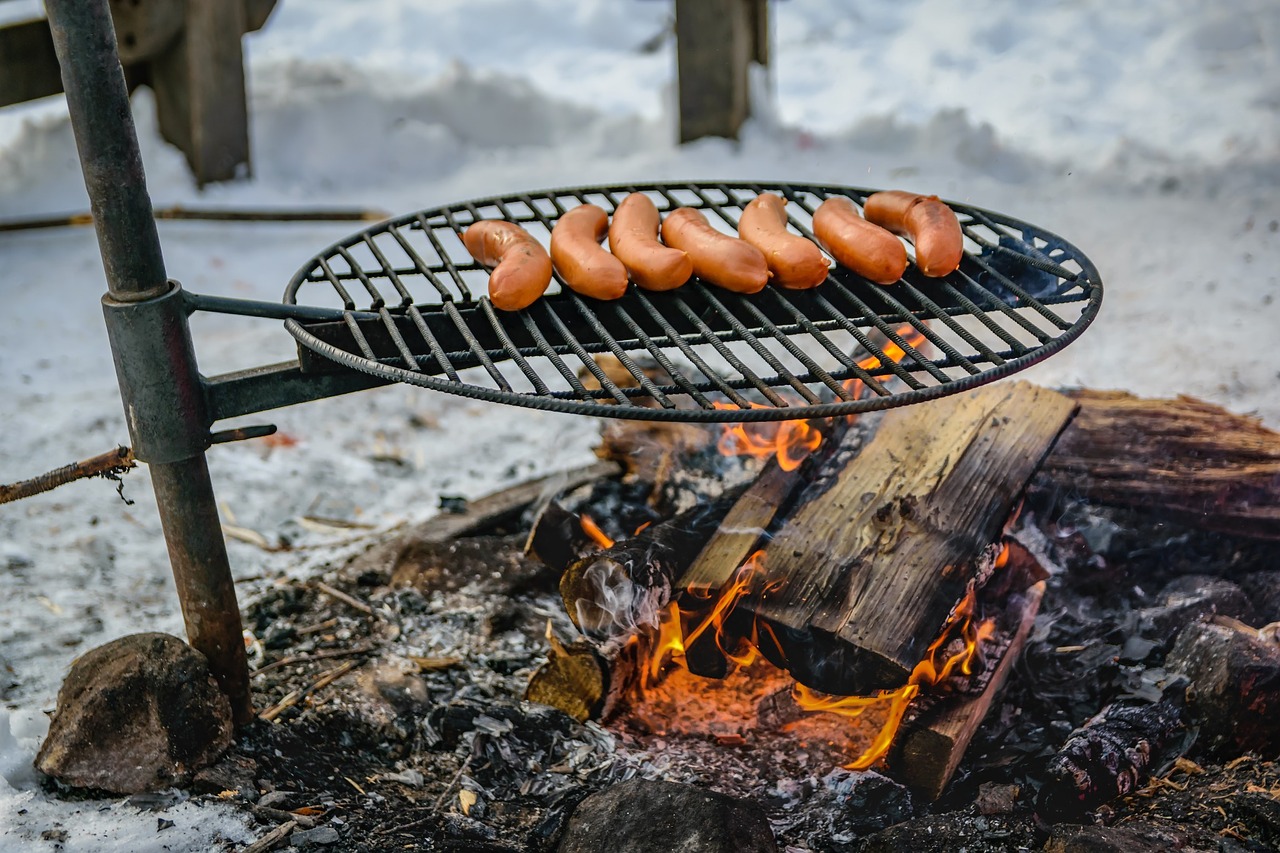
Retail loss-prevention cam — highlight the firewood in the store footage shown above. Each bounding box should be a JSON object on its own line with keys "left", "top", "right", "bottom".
{"left": 1038, "top": 390, "right": 1280, "bottom": 540}
{"left": 745, "top": 381, "right": 1077, "bottom": 695}
{"left": 891, "top": 581, "right": 1046, "bottom": 800}
{"left": 559, "top": 488, "right": 747, "bottom": 639}
{"left": 1037, "top": 684, "right": 1194, "bottom": 819}
{"left": 1166, "top": 618, "right": 1280, "bottom": 757}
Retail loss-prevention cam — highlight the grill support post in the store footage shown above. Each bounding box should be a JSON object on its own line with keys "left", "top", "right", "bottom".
{"left": 45, "top": 0, "right": 252, "bottom": 724}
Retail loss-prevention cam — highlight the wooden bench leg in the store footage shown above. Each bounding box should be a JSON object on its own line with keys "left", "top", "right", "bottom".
{"left": 151, "top": 0, "right": 251, "bottom": 186}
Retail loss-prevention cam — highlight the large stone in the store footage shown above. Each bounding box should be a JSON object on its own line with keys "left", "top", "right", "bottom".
{"left": 34, "top": 633, "right": 233, "bottom": 794}
{"left": 557, "top": 779, "right": 777, "bottom": 853}
{"left": 1044, "top": 820, "right": 1221, "bottom": 853}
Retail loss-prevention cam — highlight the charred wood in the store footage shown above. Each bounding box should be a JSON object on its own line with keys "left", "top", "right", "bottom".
{"left": 1037, "top": 685, "right": 1193, "bottom": 820}
{"left": 1166, "top": 618, "right": 1280, "bottom": 758}
{"left": 1038, "top": 390, "right": 1280, "bottom": 540}
{"left": 892, "top": 581, "right": 1046, "bottom": 800}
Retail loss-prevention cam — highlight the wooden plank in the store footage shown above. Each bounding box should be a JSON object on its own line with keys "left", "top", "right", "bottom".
{"left": 892, "top": 580, "right": 1046, "bottom": 800}
{"left": 152, "top": 0, "right": 250, "bottom": 185}
{"left": 674, "top": 0, "right": 754, "bottom": 142}
{"left": 1038, "top": 390, "right": 1280, "bottom": 540}
{"left": 0, "top": 18, "right": 63, "bottom": 107}
{"left": 748, "top": 381, "right": 1077, "bottom": 694}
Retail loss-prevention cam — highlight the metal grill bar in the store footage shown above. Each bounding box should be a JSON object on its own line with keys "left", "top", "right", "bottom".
{"left": 279, "top": 181, "right": 1101, "bottom": 423}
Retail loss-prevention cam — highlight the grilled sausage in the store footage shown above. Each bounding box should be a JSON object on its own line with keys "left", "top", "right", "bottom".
{"left": 863, "top": 191, "right": 963, "bottom": 277}
{"left": 811, "top": 197, "right": 908, "bottom": 285}
{"left": 660, "top": 207, "right": 769, "bottom": 294}
{"left": 737, "top": 193, "right": 830, "bottom": 290}
{"left": 463, "top": 220, "right": 553, "bottom": 311}
{"left": 607, "top": 193, "right": 693, "bottom": 291}
{"left": 550, "top": 204, "right": 629, "bottom": 300}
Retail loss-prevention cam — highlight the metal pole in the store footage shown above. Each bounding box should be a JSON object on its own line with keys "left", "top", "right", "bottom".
{"left": 44, "top": 0, "right": 252, "bottom": 723}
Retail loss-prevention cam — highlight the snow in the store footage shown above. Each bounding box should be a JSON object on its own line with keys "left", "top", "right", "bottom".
{"left": 1, "top": 0, "right": 1277, "bottom": 848}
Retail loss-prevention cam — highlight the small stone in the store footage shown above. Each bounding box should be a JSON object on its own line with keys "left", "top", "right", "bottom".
{"left": 974, "top": 781, "right": 1020, "bottom": 815}
{"left": 191, "top": 754, "right": 258, "bottom": 796}
{"left": 291, "top": 825, "right": 341, "bottom": 846}
{"left": 557, "top": 779, "right": 778, "bottom": 853}
{"left": 256, "top": 790, "right": 297, "bottom": 810}
{"left": 34, "top": 633, "right": 233, "bottom": 794}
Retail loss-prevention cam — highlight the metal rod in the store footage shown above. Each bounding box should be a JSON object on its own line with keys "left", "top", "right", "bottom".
{"left": 45, "top": 0, "right": 165, "bottom": 301}
{"left": 45, "top": 0, "right": 252, "bottom": 722}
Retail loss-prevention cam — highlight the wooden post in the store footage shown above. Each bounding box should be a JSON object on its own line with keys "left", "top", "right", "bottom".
{"left": 674, "top": 0, "right": 768, "bottom": 143}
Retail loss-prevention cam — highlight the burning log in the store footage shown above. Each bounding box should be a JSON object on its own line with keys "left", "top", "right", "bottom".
{"left": 891, "top": 580, "right": 1046, "bottom": 800}
{"left": 744, "top": 381, "right": 1077, "bottom": 694}
{"left": 1038, "top": 390, "right": 1280, "bottom": 540}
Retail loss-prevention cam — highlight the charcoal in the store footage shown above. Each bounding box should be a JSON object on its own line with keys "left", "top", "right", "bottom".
{"left": 1238, "top": 570, "right": 1280, "bottom": 624}
{"left": 1037, "top": 684, "right": 1193, "bottom": 820}
{"left": 857, "top": 812, "right": 1042, "bottom": 853}
{"left": 1136, "top": 575, "right": 1259, "bottom": 640}
{"left": 424, "top": 699, "right": 579, "bottom": 752}
{"left": 1044, "top": 820, "right": 1223, "bottom": 853}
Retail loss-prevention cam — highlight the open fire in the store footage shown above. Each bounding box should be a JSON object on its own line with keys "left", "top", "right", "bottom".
{"left": 550, "top": 324, "right": 1028, "bottom": 777}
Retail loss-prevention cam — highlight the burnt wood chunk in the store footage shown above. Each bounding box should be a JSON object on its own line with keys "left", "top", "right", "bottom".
{"left": 892, "top": 581, "right": 1046, "bottom": 800}
{"left": 748, "top": 381, "right": 1077, "bottom": 694}
{"left": 1039, "top": 390, "right": 1280, "bottom": 540}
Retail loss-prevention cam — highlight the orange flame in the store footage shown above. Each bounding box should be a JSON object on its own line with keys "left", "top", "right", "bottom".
{"left": 580, "top": 515, "right": 614, "bottom": 549}
{"left": 841, "top": 324, "right": 929, "bottom": 408}
{"left": 711, "top": 405, "right": 822, "bottom": 472}
{"left": 793, "top": 587, "right": 997, "bottom": 769}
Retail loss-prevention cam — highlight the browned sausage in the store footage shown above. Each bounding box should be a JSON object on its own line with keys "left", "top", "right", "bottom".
{"left": 550, "top": 204, "right": 628, "bottom": 300}
{"left": 607, "top": 193, "right": 692, "bottom": 291}
{"left": 863, "top": 190, "right": 963, "bottom": 277}
{"left": 811, "top": 197, "right": 908, "bottom": 285}
{"left": 737, "top": 193, "right": 830, "bottom": 290}
{"left": 660, "top": 207, "right": 769, "bottom": 294}
{"left": 462, "top": 220, "right": 553, "bottom": 311}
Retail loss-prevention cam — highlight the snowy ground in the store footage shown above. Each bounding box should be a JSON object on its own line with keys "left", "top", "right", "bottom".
{"left": 1, "top": 1, "right": 1277, "bottom": 849}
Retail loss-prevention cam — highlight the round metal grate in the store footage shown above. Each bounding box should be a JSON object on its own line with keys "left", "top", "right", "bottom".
{"left": 283, "top": 182, "right": 1102, "bottom": 423}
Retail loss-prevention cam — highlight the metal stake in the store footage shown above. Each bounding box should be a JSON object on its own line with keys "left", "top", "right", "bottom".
{"left": 45, "top": 0, "right": 252, "bottom": 723}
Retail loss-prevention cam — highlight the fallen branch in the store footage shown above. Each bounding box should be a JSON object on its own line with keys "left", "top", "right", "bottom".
{"left": 238, "top": 819, "right": 297, "bottom": 853}
{"left": 0, "top": 205, "right": 391, "bottom": 234}
{"left": 0, "top": 446, "right": 135, "bottom": 506}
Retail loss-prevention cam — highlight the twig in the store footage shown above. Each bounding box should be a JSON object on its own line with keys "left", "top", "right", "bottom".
{"left": 0, "top": 446, "right": 135, "bottom": 506}
{"left": 251, "top": 644, "right": 378, "bottom": 678}
{"left": 239, "top": 819, "right": 297, "bottom": 853}
{"left": 313, "top": 581, "right": 376, "bottom": 616}
{"left": 0, "top": 205, "right": 390, "bottom": 234}
{"left": 259, "top": 659, "right": 361, "bottom": 722}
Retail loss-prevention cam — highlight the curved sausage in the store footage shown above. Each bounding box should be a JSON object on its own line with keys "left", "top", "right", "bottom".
{"left": 660, "top": 207, "right": 769, "bottom": 294}
{"left": 462, "top": 220, "right": 553, "bottom": 311}
{"left": 550, "top": 204, "right": 629, "bottom": 300}
{"left": 737, "top": 193, "right": 830, "bottom": 290}
{"left": 811, "top": 197, "right": 908, "bottom": 285}
{"left": 863, "top": 191, "right": 964, "bottom": 277}
{"left": 607, "top": 193, "right": 693, "bottom": 291}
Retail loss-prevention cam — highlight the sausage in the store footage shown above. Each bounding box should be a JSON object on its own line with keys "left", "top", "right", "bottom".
{"left": 863, "top": 191, "right": 964, "bottom": 277}
{"left": 660, "top": 207, "right": 769, "bottom": 294}
{"left": 462, "top": 220, "right": 553, "bottom": 311}
{"left": 737, "top": 193, "right": 830, "bottom": 290}
{"left": 811, "top": 197, "right": 908, "bottom": 285}
{"left": 550, "top": 204, "right": 629, "bottom": 300}
{"left": 607, "top": 193, "right": 693, "bottom": 291}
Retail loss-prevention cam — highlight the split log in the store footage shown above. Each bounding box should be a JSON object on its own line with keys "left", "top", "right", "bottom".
{"left": 1038, "top": 390, "right": 1280, "bottom": 540}
{"left": 745, "top": 381, "right": 1077, "bottom": 695}
{"left": 891, "top": 581, "right": 1046, "bottom": 800}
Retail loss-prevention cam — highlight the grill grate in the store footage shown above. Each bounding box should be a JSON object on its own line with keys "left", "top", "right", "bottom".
{"left": 283, "top": 182, "right": 1102, "bottom": 422}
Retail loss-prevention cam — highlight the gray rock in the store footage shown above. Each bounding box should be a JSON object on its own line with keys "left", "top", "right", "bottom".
{"left": 1044, "top": 820, "right": 1221, "bottom": 852}
{"left": 557, "top": 779, "right": 777, "bottom": 853}
{"left": 34, "top": 632, "right": 233, "bottom": 794}
{"left": 291, "top": 825, "right": 341, "bottom": 846}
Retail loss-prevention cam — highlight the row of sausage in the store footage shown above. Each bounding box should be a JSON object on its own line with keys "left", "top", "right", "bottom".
{"left": 462, "top": 191, "right": 964, "bottom": 311}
